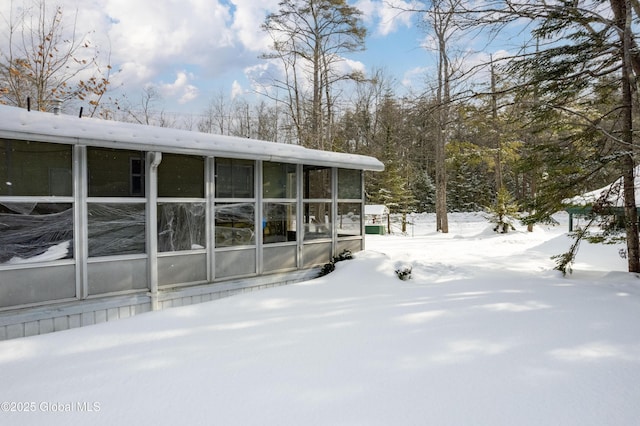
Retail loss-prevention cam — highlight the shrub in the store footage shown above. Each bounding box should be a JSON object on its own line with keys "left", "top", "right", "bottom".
{"left": 318, "top": 249, "right": 353, "bottom": 277}
{"left": 395, "top": 266, "right": 412, "bottom": 281}
{"left": 333, "top": 249, "right": 353, "bottom": 262}
{"left": 319, "top": 262, "right": 336, "bottom": 276}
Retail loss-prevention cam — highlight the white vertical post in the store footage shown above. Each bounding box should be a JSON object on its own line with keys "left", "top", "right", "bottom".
{"left": 146, "top": 151, "right": 162, "bottom": 310}
{"left": 360, "top": 170, "right": 365, "bottom": 250}
{"left": 297, "top": 164, "right": 304, "bottom": 269}
{"left": 256, "top": 160, "right": 263, "bottom": 275}
{"left": 74, "top": 145, "right": 88, "bottom": 299}
{"left": 332, "top": 167, "right": 338, "bottom": 258}
{"left": 206, "top": 157, "right": 215, "bottom": 282}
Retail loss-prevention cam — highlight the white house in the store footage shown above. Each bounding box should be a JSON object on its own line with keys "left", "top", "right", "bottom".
{"left": 0, "top": 105, "right": 383, "bottom": 340}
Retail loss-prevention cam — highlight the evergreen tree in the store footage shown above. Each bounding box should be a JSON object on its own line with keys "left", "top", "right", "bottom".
{"left": 365, "top": 94, "right": 417, "bottom": 215}
{"left": 446, "top": 140, "right": 494, "bottom": 211}
{"left": 465, "top": 0, "right": 640, "bottom": 271}
{"left": 412, "top": 170, "right": 436, "bottom": 213}
{"left": 486, "top": 186, "right": 520, "bottom": 233}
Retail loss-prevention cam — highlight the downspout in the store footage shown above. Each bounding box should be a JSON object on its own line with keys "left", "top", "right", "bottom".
{"left": 332, "top": 167, "right": 338, "bottom": 258}
{"left": 147, "top": 151, "right": 162, "bottom": 310}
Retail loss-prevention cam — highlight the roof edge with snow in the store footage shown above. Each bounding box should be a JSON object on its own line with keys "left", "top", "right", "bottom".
{"left": 0, "top": 105, "right": 384, "bottom": 171}
{"left": 563, "top": 168, "right": 640, "bottom": 208}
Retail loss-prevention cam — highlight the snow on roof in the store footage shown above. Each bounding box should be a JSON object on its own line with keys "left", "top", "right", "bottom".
{"left": 565, "top": 168, "right": 640, "bottom": 208}
{"left": 0, "top": 105, "right": 384, "bottom": 171}
{"left": 365, "top": 204, "right": 389, "bottom": 215}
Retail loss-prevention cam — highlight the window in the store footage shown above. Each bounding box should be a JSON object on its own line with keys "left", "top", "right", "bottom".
{"left": 158, "top": 154, "right": 204, "bottom": 198}
{"left": 130, "top": 158, "right": 144, "bottom": 196}
{"left": 303, "top": 166, "right": 331, "bottom": 199}
{"left": 263, "top": 162, "right": 297, "bottom": 244}
{"left": 263, "top": 162, "right": 296, "bottom": 199}
{"left": 303, "top": 166, "right": 332, "bottom": 240}
{"left": 158, "top": 202, "right": 206, "bottom": 252}
{"left": 0, "top": 139, "right": 72, "bottom": 196}
{"left": 337, "top": 203, "right": 362, "bottom": 237}
{"left": 214, "top": 158, "right": 255, "bottom": 248}
{"left": 337, "top": 170, "right": 362, "bottom": 237}
{"left": 263, "top": 202, "right": 296, "bottom": 243}
{"left": 0, "top": 202, "right": 73, "bottom": 264}
{"left": 215, "top": 158, "right": 254, "bottom": 198}
{"left": 215, "top": 202, "right": 255, "bottom": 247}
{"left": 338, "top": 169, "right": 362, "bottom": 199}
{"left": 87, "top": 147, "right": 146, "bottom": 257}
{"left": 88, "top": 147, "right": 145, "bottom": 197}
{"left": 0, "top": 139, "right": 74, "bottom": 265}
{"left": 303, "top": 202, "right": 332, "bottom": 240}
{"left": 157, "top": 154, "right": 206, "bottom": 252}
{"left": 87, "top": 203, "right": 146, "bottom": 257}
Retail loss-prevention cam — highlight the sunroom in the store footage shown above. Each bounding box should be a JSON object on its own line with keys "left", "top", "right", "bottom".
{"left": 0, "top": 105, "right": 383, "bottom": 340}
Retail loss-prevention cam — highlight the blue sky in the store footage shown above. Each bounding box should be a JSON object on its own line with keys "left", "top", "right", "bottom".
{"left": 1, "top": 0, "right": 510, "bottom": 115}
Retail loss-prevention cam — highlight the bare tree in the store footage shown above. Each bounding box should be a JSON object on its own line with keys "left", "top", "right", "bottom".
{"left": 261, "top": 0, "right": 366, "bottom": 149}
{"left": 253, "top": 100, "right": 281, "bottom": 142}
{"left": 197, "top": 90, "right": 233, "bottom": 135}
{"left": 424, "top": 0, "right": 467, "bottom": 233}
{"left": 0, "top": 0, "right": 112, "bottom": 115}
{"left": 123, "top": 86, "right": 161, "bottom": 125}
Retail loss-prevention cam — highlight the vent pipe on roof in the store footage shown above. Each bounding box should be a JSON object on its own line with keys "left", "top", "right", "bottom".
{"left": 52, "top": 99, "right": 63, "bottom": 115}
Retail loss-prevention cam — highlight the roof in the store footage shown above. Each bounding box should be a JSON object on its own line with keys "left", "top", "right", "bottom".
{"left": 0, "top": 105, "right": 384, "bottom": 171}
{"left": 365, "top": 204, "right": 389, "bottom": 215}
{"left": 565, "top": 168, "right": 640, "bottom": 208}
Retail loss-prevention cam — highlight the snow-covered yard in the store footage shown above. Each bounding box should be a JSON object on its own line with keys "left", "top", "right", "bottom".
{"left": 1, "top": 213, "right": 639, "bottom": 425}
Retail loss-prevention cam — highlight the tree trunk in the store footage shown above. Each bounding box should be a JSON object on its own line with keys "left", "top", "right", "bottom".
{"left": 490, "top": 58, "right": 503, "bottom": 191}
{"left": 622, "top": 157, "right": 639, "bottom": 272}
{"left": 527, "top": 174, "right": 536, "bottom": 232}
{"left": 435, "top": 124, "right": 448, "bottom": 233}
{"left": 614, "top": 0, "right": 640, "bottom": 272}
{"left": 434, "top": 7, "right": 450, "bottom": 234}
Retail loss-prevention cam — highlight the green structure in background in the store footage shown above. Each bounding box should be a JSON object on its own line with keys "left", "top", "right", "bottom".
{"left": 364, "top": 204, "right": 389, "bottom": 234}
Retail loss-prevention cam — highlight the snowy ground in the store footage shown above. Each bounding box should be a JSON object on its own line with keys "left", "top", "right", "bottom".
{"left": 1, "top": 212, "right": 639, "bottom": 425}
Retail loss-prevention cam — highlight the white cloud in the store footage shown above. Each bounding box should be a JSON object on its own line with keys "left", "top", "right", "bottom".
{"left": 103, "top": 0, "right": 234, "bottom": 67}
{"left": 401, "top": 66, "right": 429, "bottom": 89}
{"left": 377, "top": 0, "right": 417, "bottom": 36}
{"left": 0, "top": 0, "right": 439, "bottom": 113}
{"left": 354, "top": 0, "right": 418, "bottom": 37}
{"left": 114, "top": 63, "right": 155, "bottom": 86}
{"left": 77, "top": 0, "right": 242, "bottom": 107}
{"left": 230, "top": 80, "right": 245, "bottom": 99}
{"left": 245, "top": 61, "right": 283, "bottom": 97}
{"left": 354, "top": 0, "right": 377, "bottom": 24}
{"left": 337, "top": 58, "right": 366, "bottom": 77}
{"left": 158, "top": 71, "right": 199, "bottom": 104}
{"left": 229, "top": 0, "right": 280, "bottom": 53}
{"left": 178, "top": 86, "right": 200, "bottom": 104}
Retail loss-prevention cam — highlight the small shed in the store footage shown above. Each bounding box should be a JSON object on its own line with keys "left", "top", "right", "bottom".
{"left": 564, "top": 170, "right": 640, "bottom": 231}
{"left": 364, "top": 204, "right": 389, "bottom": 234}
